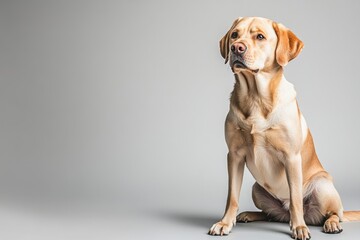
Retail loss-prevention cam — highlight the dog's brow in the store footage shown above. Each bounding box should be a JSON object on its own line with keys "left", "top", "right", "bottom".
{"left": 234, "top": 27, "right": 244, "bottom": 34}
{"left": 250, "top": 28, "right": 264, "bottom": 34}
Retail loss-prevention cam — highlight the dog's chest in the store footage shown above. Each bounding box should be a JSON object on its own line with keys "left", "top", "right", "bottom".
{"left": 237, "top": 98, "right": 278, "bottom": 133}
{"left": 245, "top": 129, "right": 290, "bottom": 199}
{"left": 230, "top": 77, "right": 300, "bottom": 199}
{"left": 238, "top": 110, "right": 291, "bottom": 199}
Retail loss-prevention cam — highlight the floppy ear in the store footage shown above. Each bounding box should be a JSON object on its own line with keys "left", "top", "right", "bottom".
{"left": 272, "top": 22, "right": 304, "bottom": 67}
{"left": 219, "top": 17, "right": 243, "bottom": 64}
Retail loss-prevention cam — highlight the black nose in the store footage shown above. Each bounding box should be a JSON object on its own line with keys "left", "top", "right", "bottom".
{"left": 231, "top": 42, "right": 247, "bottom": 55}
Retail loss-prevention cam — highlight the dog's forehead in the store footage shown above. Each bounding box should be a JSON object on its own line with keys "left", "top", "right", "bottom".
{"left": 234, "top": 17, "right": 275, "bottom": 36}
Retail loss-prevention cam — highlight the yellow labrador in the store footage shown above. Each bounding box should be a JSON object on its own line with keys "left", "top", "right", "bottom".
{"left": 209, "top": 17, "right": 360, "bottom": 240}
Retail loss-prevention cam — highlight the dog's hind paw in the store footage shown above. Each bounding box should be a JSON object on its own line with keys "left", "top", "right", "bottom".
{"left": 236, "top": 211, "right": 267, "bottom": 223}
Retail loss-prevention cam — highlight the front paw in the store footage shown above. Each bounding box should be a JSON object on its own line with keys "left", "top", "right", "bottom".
{"left": 208, "top": 220, "right": 235, "bottom": 236}
{"left": 291, "top": 225, "right": 311, "bottom": 240}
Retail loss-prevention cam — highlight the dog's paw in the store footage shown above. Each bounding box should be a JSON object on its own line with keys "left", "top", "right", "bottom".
{"left": 323, "top": 219, "right": 343, "bottom": 234}
{"left": 291, "top": 225, "right": 311, "bottom": 240}
{"left": 236, "top": 211, "right": 264, "bottom": 223}
{"left": 208, "top": 220, "right": 234, "bottom": 236}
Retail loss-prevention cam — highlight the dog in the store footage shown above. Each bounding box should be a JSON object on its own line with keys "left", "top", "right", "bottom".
{"left": 208, "top": 17, "right": 360, "bottom": 240}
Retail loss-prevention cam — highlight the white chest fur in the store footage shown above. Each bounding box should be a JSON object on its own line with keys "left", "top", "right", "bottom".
{"left": 228, "top": 72, "right": 307, "bottom": 200}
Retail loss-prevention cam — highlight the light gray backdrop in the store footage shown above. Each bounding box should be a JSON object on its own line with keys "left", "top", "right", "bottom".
{"left": 1, "top": 0, "right": 360, "bottom": 240}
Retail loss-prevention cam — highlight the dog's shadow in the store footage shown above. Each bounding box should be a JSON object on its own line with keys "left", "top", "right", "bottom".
{"left": 158, "top": 210, "right": 290, "bottom": 237}
{"left": 158, "top": 211, "right": 218, "bottom": 229}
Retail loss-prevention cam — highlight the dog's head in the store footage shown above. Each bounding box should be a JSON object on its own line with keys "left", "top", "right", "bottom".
{"left": 220, "top": 17, "right": 304, "bottom": 73}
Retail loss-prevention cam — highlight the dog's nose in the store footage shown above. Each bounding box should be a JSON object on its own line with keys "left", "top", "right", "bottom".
{"left": 231, "top": 42, "right": 247, "bottom": 55}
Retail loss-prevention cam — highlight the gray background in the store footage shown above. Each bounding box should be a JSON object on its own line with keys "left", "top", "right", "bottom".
{"left": 1, "top": 0, "right": 360, "bottom": 239}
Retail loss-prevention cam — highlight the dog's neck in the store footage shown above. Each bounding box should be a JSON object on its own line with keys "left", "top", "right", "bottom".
{"left": 230, "top": 67, "right": 296, "bottom": 120}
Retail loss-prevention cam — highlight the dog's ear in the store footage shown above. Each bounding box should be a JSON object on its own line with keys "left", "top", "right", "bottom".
{"left": 220, "top": 17, "right": 242, "bottom": 64}
{"left": 272, "top": 22, "right": 304, "bottom": 67}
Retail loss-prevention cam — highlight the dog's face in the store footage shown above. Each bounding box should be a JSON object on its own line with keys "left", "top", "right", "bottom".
{"left": 220, "top": 17, "right": 304, "bottom": 73}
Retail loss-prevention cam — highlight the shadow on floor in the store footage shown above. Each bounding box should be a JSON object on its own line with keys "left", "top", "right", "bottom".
{"left": 236, "top": 221, "right": 291, "bottom": 237}
{"left": 156, "top": 210, "right": 290, "bottom": 237}
{"left": 156, "top": 210, "right": 219, "bottom": 229}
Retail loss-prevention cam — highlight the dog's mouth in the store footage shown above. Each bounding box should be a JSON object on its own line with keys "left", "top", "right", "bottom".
{"left": 232, "top": 60, "right": 247, "bottom": 69}
{"left": 231, "top": 60, "right": 259, "bottom": 74}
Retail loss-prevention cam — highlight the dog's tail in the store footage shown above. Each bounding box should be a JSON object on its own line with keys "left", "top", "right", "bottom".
{"left": 342, "top": 211, "right": 360, "bottom": 222}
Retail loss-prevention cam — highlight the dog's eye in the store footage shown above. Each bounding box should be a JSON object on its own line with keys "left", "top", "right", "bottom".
{"left": 231, "top": 32, "right": 238, "bottom": 39}
{"left": 256, "top": 34, "right": 265, "bottom": 40}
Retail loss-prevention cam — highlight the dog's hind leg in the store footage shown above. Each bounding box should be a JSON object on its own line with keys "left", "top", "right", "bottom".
{"left": 309, "top": 177, "right": 344, "bottom": 234}
{"left": 238, "top": 182, "right": 291, "bottom": 223}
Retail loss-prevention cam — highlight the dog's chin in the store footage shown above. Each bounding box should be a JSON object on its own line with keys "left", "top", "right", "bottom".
{"left": 231, "top": 61, "right": 259, "bottom": 74}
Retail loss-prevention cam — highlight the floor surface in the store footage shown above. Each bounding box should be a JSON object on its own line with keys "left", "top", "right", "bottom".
{"left": 1, "top": 200, "right": 359, "bottom": 240}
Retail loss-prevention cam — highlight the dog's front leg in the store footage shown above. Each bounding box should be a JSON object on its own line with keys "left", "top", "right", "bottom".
{"left": 209, "top": 151, "right": 245, "bottom": 236}
{"left": 284, "top": 154, "right": 310, "bottom": 240}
